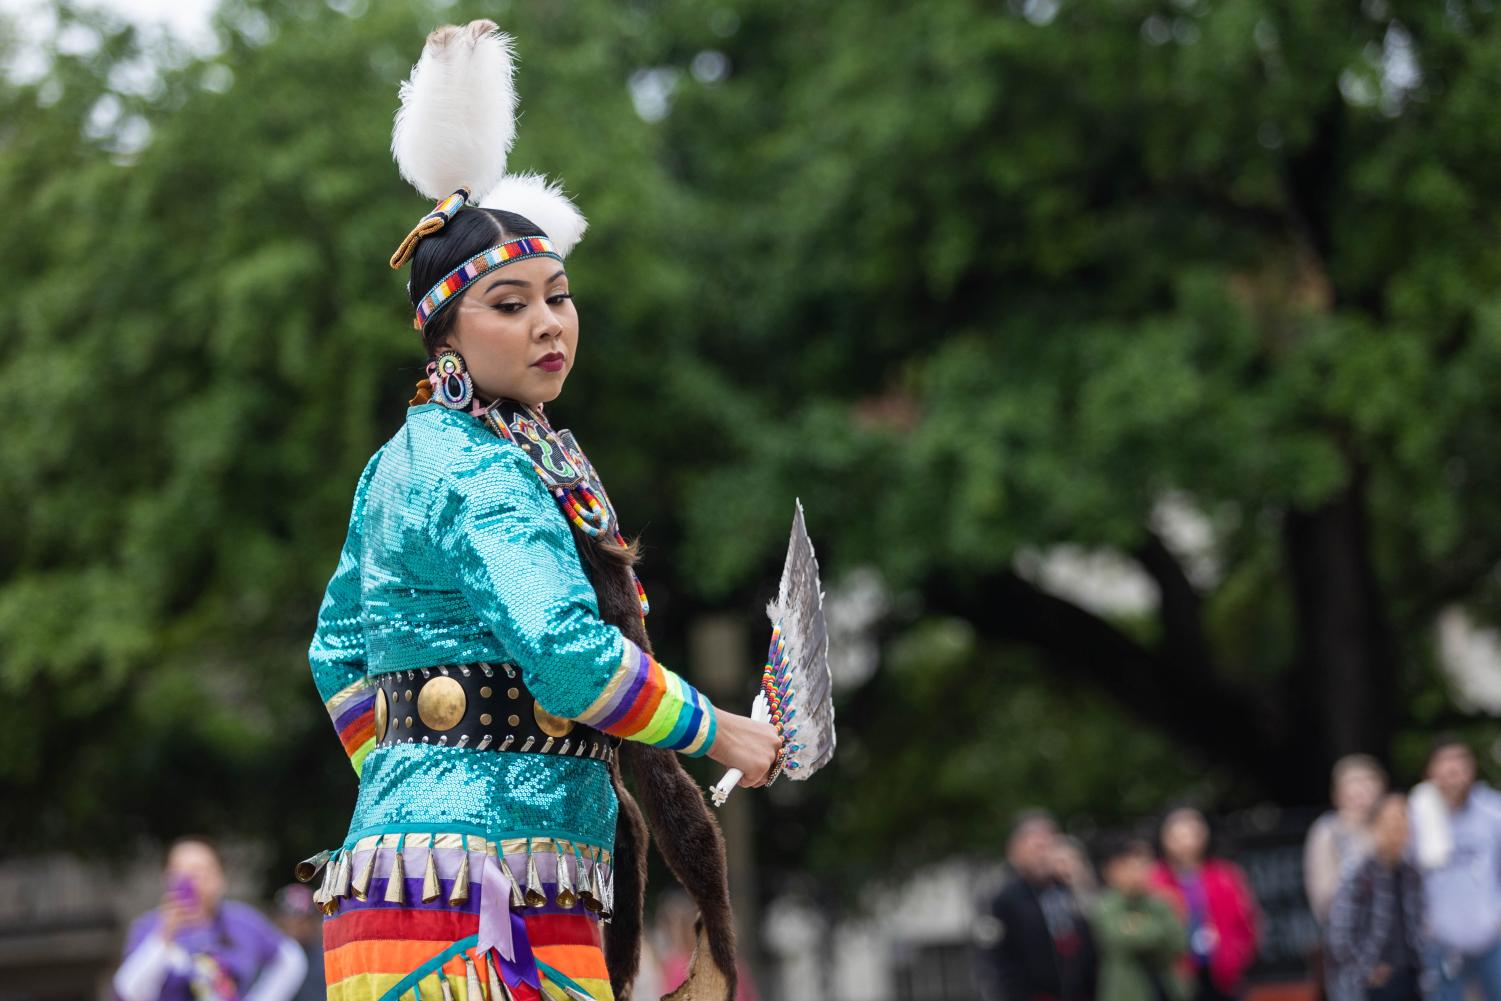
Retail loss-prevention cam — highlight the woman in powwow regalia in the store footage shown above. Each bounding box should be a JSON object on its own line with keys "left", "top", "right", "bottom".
{"left": 302, "top": 21, "right": 782, "bottom": 1001}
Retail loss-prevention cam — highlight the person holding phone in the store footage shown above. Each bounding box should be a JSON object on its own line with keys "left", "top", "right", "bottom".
{"left": 114, "top": 837, "right": 306, "bottom": 1001}
{"left": 1149, "top": 809, "right": 1261, "bottom": 1001}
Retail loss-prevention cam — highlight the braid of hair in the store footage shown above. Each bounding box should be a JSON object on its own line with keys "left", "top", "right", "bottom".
{"left": 570, "top": 519, "right": 739, "bottom": 1000}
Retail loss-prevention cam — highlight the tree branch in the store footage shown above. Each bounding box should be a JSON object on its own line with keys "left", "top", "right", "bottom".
{"left": 922, "top": 567, "right": 1284, "bottom": 789}
{"left": 1410, "top": 544, "right": 1501, "bottom": 624}
{"left": 1134, "top": 531, "right": 1214, "bottom": 678}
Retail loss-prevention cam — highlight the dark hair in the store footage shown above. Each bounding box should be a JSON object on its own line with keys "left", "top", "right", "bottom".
{"left": 1008, "top": 808, "right": 1056, "bottom": 846}
{"left": 1101, "top": 836, "right": 1154, "bottom": 866}
{"left": 1427, "top": 734, "right": 1474, "bottom": 771}
{"left": 408, "top": 207, "right": 548, "bottom": 355}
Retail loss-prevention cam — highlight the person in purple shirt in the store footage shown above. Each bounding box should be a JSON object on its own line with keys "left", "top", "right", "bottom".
{"left": 114, "top": 836, "right": 306, "bottom": 1001}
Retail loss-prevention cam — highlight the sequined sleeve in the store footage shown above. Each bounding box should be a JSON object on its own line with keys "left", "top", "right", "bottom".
{"left": 309, "top": 449, "right": 384, "bottom": 777}
{"left": 432, "top": 444, "right": 717, "bottom": 756}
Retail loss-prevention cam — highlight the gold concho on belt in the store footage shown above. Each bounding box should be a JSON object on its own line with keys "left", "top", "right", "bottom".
{"left": 417, "top": 676, "right": 467, "bottom": 731}
{"left": 374, "top": 688, "right": 390, "bottom": 741}
{"left": 534, "top": 703, "right": 574, "bottom": 738}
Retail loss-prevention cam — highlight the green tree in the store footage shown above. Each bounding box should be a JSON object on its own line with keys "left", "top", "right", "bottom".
{"left": 668, "top": 0, "right": 1501, "bottom": 810}
{"left": 2, "top": 0, "right": 1498, "bottom": 888}
{"left": 0, "top": 0, "right": 716, "bottom": 860}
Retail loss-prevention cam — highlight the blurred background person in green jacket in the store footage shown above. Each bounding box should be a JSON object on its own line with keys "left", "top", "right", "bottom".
{"left": 1095, "top": 838, "right": 1188, "bottom": 1001}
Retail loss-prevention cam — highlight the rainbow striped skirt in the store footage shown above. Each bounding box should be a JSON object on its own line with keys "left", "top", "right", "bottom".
{"left": 314, "top": 832, "right": 615, "bottom": 1001}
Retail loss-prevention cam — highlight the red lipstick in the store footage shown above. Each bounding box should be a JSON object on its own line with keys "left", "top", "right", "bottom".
{"left": 534, "top": 352, "right": 565, "bottom": 373}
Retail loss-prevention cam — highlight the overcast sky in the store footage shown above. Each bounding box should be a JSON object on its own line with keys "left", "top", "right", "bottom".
{"left": 8, "top": 0, "right": 214, "bottom": 33}
{"left": 4, "top": 0, "right": 218, "bottom": 54}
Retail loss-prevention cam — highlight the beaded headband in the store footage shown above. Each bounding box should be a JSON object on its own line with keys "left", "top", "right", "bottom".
{"left": 414, "top": 235, "right": 560, "bottom": 329}
{"left": 388, "top": 187, "right": 567, "bottom": 330}
{"left": 389, "top": 27, "right": 584, "bottom": 331}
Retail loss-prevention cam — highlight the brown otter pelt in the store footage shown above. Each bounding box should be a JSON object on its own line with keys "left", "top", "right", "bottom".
{"left": 579, "top": 532, "right": 738, "bottom": 1001}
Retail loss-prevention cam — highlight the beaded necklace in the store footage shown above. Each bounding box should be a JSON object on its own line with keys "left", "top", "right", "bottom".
{"left": 481, "top": 400, "right": 650, "bottom": 618}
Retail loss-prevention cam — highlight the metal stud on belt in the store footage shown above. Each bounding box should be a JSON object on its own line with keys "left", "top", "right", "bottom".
{"left": 373, "top": 662, "right": 616, "bottom": 762}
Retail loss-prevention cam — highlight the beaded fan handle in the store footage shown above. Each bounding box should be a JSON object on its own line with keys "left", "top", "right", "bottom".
{"left": 710, "top": 625, "right": 800, "bottom": 806}
{"left": 761, "top": 624, "right": 803, "bottom": 759}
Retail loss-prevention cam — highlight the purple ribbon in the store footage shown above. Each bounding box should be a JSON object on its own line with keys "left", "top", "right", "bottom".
{"left": 501, "top": 912, "right": 542, "bottom": 991}
{"left": 475, "top": 854, "right": 514, "bottom": 962}
{"left": 473, "top": 852, "right": 543, "bottom": 991}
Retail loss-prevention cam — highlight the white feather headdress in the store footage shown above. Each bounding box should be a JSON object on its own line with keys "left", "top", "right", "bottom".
{"left": 391, "top": 20, "right": 587, "bottom": 258}
{"left": 480, "top": 173, "right": 588, "bottom": 257}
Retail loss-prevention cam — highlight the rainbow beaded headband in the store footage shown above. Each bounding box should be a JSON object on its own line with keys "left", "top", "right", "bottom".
{"left": 388, "top": 187, "right": 564, "bottom": 330}
{"left": 414, "top": 235, "right": 560, "bottom": 329}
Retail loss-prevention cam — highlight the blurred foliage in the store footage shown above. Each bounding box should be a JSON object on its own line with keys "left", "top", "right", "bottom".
{"left": 674, "top": 0, "right": 1501, "bottom": 603}
{"left": 2, "top": 0, "right": 1500, "bottom": 898}
{"left": 775, "top": 620, "right": 1215, "bottom": 889}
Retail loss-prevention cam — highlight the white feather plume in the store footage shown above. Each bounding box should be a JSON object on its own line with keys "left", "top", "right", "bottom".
{"left": 480, "top": 173, "right": 589, "bottom": 258}
{"left": 392, "top": 22, "right": 517, "bottom": 201}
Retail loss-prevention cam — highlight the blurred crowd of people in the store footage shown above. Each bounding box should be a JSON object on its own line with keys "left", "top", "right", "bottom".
{"left": 1306, "top": 740, "right": 1501, "bottom": 1001}
{"left": 108, "top": 839, "right": 757, "bottom": 1001}
{"left": 983, "top": 806, "right": 1258, "bottom": 1001}
{"left": 983, "top": 737, "right": 1501, "bottom": 1001}
{"left": 107, "top": 738, "right": 1498, "bottom": 1001}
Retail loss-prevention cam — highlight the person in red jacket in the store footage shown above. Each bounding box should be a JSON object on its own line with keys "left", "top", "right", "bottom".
{"left": 1149, "top": 808, "right": 1261, "bottom": 1001}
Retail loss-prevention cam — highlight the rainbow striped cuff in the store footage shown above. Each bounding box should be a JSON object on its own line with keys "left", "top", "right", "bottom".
{"left": 575, "top": 640, "right": 717, "bottom": 756}
{"left": 415, "top": 236, "right": 560, "bottom": 327}
{"left": 326, "top": 677, "right": 377, "bottom": 777}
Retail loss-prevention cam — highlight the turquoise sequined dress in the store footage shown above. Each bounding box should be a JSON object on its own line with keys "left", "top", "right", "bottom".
{"left": 306, "top": 402, "right": 718, "bottom": 1001}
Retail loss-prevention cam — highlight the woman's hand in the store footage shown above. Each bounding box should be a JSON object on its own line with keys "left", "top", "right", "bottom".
{"left": 707, "top": 708, "right": 784, "bottom": 787}
{"left": 156, "top": 893, "right": 194, "bottom": 942}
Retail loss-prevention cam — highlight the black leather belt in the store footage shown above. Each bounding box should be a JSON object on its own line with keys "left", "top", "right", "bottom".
{"left": 373, "top": 662, "right": 616, "bottom": 763}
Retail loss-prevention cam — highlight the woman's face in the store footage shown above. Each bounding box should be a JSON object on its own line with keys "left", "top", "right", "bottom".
{"left": 1334, "top": 766, "right": 1384, "bottom": 817}
{"left": 444, "top": 255, "right": 578, "bottom": 408}
{"left": 1162, "top": 810, "right": 1209, "bottom": 865}
{"left": 165, "top": 840, "right": 225, "bottom": 918}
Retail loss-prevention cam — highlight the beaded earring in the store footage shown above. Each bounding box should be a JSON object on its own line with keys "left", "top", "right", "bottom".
{"left": 428, "top": 348, "right": 474, "bottom": 410}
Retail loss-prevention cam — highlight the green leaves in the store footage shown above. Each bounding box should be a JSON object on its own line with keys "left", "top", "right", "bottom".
{"left": 6, "top": 0, "right": 1501, "bottom": 872}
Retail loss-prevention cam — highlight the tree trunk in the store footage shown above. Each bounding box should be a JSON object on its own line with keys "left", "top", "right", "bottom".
{"left": 923, "top": 483, "right": 1402, "bottom": 803}
{"left": 1282, "top": 468, "right": 1397, "bottom": 777}
{"left": 923, "top": 569, "right": 1291, "bottom": 795}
